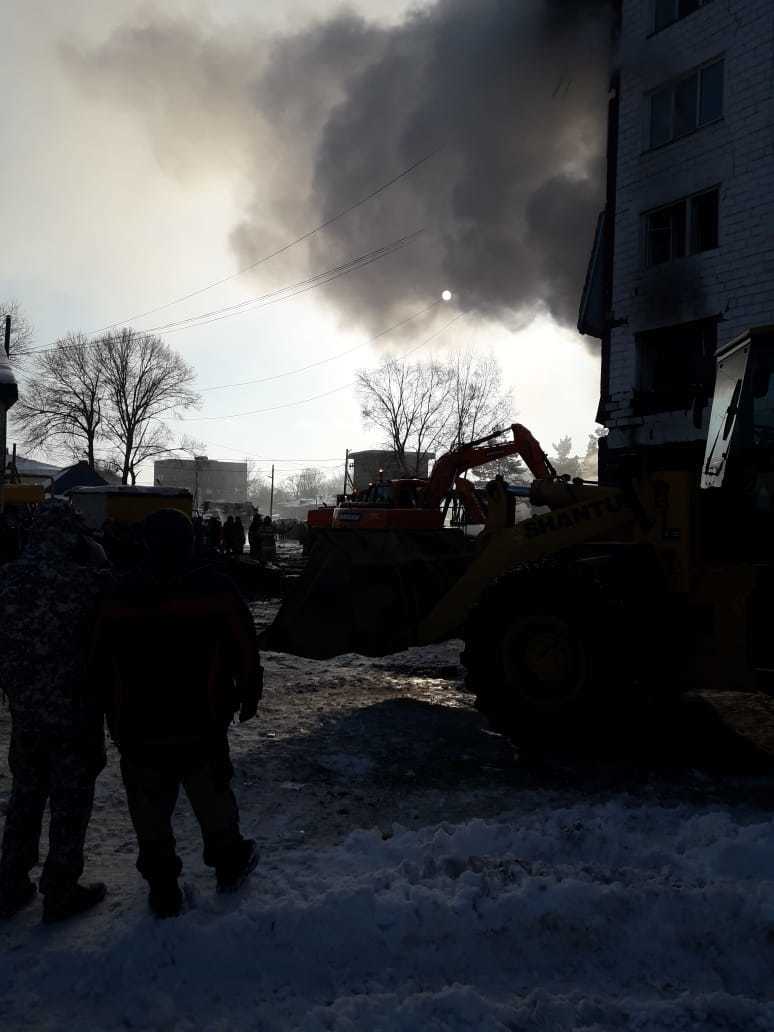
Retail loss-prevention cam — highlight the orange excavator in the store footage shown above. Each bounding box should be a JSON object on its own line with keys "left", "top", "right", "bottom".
{"left": 268, "top": 424, "right": 558, "bottom": 658}
{"left": 331, "top": 424, "right": 555, "bottom": 530}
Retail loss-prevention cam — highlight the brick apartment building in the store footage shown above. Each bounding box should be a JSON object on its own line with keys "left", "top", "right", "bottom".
{"left": 581, "top": 0, "right": 774, "bottom": 470}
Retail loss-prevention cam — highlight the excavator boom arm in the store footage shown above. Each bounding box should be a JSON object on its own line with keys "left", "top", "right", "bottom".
{"left": 422, "top": 423, "right": 555, "bottom": 508}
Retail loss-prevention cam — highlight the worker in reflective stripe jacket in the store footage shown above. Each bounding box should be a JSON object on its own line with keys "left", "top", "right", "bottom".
{"left": 90, "top": 508, "right": 262, "bottom": 917}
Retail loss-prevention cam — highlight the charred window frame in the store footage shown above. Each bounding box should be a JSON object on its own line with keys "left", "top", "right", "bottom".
{"left": 648, "top": 59, "right": 723, "bottom": 149}
{"left": 643, "top": 187, "right": 719, "bottom": 267}
{"left": 635, "top": 317, "right": 718, "bottom": 416}
{"left": 653, "top": 0, "right": 713, "bottom": 34}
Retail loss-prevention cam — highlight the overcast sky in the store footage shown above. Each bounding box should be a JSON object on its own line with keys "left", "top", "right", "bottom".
{"left": 2, "top": 0, "right": 606, "bottom": 487}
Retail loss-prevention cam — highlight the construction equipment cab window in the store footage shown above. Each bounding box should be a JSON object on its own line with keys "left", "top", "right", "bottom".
{"left": 701, "top": 327, "right": 774, "bottom": 556}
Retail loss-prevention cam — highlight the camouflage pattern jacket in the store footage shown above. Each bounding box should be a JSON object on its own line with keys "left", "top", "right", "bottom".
{"left": 0, "top": 501, "right": 109, "bottom": 738}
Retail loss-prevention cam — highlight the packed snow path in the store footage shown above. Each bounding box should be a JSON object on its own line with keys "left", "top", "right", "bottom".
{"left": 1, "top": 601, "right": 774, "bottom": 1030}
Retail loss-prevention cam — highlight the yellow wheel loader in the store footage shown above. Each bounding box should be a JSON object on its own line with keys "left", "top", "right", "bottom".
{"left": 455, "top": 326, "right": 774, "bottom": 759}
{"left": 267, "top": 326, "right": 774, "bottom": 762}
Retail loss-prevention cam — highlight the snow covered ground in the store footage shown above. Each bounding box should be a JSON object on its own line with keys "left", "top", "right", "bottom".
{"left": 2, "top": 600, "right": 774, "bottom": 1031}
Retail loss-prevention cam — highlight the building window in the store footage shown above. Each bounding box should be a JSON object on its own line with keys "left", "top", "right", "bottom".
{"left": 690, "top": 189, "right": 719, "bottom": 252}
{"left": 643, "top": 187, "right": 719, "bottom": 267}
{"left": 635, "top": 318, "right": 718, "bottom": 415}
{"left": 649, "top": 59, "right": 723, "bottom": 148}
{"left": 654, "top": 0, "right": 711, "bottom": 33}
{"left": 645, "top": 199, "right": 686, "bottom": 265}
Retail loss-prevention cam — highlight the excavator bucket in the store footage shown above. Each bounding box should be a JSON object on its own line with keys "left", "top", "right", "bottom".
{"left": 263, "top": 528, "right": 475, "bottom": 659}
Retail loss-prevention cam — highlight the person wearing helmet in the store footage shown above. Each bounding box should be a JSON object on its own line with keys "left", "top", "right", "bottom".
{"left": 0, "top": 499, "right": 109, "bottom": 923}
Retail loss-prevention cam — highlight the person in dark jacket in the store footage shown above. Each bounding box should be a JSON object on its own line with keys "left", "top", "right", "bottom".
{"left": 91, "top": 508, "right": 261, "bottom": 917}
{"left": 0, "top": 500, "right": 109, "bottom": 922}
{"left": 206, "top": 515, "right": 222, "bottom": 552}
{"left": 222, "top": 515, "right": 235, "bottom": 554}
{"left": 192, "top": 515, "right": 205, "bottom": 556}
{"left": 248, "top": 513, "right": 262, "bottom": 558}
{"left": 232, "top": 516, "right": 246, "bottom": 556}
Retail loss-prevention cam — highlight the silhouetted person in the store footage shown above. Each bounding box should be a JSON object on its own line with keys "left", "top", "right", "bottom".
{"left": 192, "top": 515, "right": 205, "bottom": 556}
{"left": 232, "top": 516, "right": 246, "bottom": 556}
{"left": 223, "top": 515, "right": 235, "bottom": 554}
{"left": 0, "top": 500, "right": 109, "bottom": 923}
{"left": 248, "top": 514, "right": 262, "bottom": 558}
{"left": 259, "top": 517, "right": 276, "bottom": 560}
{"left": 206, "top": 515, "right": 222, "bottom": 552}
{"left": 91, "top": 508, "right": 262, "bottom": 917}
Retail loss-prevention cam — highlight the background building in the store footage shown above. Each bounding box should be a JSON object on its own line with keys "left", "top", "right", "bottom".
{"left": 12, "top": 454, "right": 62, "bottom": 485}
{"left": 581, "top": 0, "right": 773, "bottom": 469}
{"left": 154, "top": 456, "right": 247, "bottom": 507}
{"left": 350, "top": 450, "right": 434, "bottom": 490}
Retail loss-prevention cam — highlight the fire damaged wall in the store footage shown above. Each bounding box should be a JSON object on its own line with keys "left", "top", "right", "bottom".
{"left": 605, "top": 0, "right": 774, "bottom": 452}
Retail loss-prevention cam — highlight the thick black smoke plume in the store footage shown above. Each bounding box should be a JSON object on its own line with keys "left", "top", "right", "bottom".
{"left": 64, "top": 1, "right": 614, "bottom": 338}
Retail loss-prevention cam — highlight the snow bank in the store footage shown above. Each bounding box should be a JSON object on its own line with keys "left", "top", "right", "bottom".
{"left": 2, "top": 798, "right": 773, "bottom": 1031}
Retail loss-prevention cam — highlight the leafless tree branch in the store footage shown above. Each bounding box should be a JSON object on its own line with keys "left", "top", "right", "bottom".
{"left": 101, "top": 328, "right": 200, "bottom": 483}
{"left": 13, "top": 333, "right": 104, "bottom": 467}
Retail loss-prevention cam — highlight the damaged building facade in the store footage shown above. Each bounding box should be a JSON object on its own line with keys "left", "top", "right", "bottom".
{"left": 581, "top": 0, "right": 774, "bottom": 469}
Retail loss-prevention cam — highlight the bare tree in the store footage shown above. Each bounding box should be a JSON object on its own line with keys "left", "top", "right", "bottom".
{"left": 13, "top": 333, "right": 104, "bottom": 468}
{"left": 357, "top": 359, "right": 454, "bottom": 475}
{"left": 247, "top": 464, "right": 270, "bottom": 510}
{"left": 283, "top": 467, "right": 326, "bottom": 500}
{"left": 0, "top": 301, "right": 34, "bottom": 363}
{"left": 446, "top": 351, "right": 513, "bottom": 451}
{"left": 357, "top": 353, "right": 516, "bottom": 476}
{"left": 472, "top": 453, "right": 527, "bottom": 483}
{"left": 248, "top": 469, "right": 289, "bottom": 511}
{"left": 320, "top": 474, "right": 345, "bottom": 500}
{"left": 101, "top": 328, "right": 199, "bottom": 484}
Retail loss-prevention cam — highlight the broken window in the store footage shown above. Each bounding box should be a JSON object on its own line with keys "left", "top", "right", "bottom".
{"left": 654, "top": 0, "right": 710, "bottom": 33}
{"left": 636, "top": 318, "right": 718, "bottom": 415}
{"left": 648, "top": 59, "right": 723, "bottom": 148}
{"left": 645, "top": 200, "right": 687, "bottom": 266}
{"left": 643, "top": 187, "right": 719, "bottom": 267}
{"left": 699, "top": 60, "right": 724, "bottom": 125}
{"left": 690, "top": 189, "right": 719, "bottom": 252}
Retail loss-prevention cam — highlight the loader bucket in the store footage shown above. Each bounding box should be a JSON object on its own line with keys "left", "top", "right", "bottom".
{"left": 263, "top": 528, "right": 475, "bottom": 659}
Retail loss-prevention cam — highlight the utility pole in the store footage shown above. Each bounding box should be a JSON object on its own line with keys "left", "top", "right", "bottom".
{"left": 342, "top": 448, "right": 350, "bottom": 495}
{"left": 0, "top": 316, "right": 19, "bottom": 512}
{"left": 269, "top": 463, "right": 275, "bottom": 518}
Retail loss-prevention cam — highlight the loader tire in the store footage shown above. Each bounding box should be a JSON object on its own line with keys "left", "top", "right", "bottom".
{"left": 462, "top": 557, "right": 665, "bottom": 755}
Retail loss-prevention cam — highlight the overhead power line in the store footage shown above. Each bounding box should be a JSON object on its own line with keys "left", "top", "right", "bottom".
{"left": 88, "top": 146, "right": 444, "bottom": 334}
{"left": 199, "top": 300, "right": 440, "bottom": 394}
{"left": 16, "top": 231, "right": 425, "bottom": 359}
{"left": 144, "top": 231, "right": 424, "bottom": 336}
{"left": 181, "top": 310, "right": 468, "bottom": 424}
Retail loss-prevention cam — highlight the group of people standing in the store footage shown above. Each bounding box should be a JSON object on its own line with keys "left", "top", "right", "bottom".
{"left": 194, "top": 512, "right": 274, "bottom": 560}
{"left": 0, "top": 500, "right": 263, "bottom": 922}
{"left": 196, "top": 514, "right": 246, "bottom": 556}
